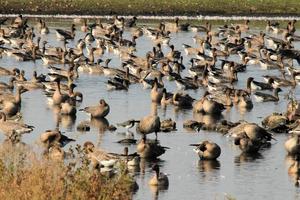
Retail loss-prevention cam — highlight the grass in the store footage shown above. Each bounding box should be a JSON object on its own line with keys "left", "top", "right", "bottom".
{"left": 0, "top": 143, "right": 134, "bottom": 200}
{"left": 1, "top": 0, "right": 300, "bottom": 16}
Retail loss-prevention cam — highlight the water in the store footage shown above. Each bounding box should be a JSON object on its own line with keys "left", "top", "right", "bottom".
{"left": 0, "top": 18, "right": 300, "bottom": 200}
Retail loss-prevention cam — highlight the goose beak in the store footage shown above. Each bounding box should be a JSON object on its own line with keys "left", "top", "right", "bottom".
{"left": 189, "top": 143, "right": 200, "bottom": 146}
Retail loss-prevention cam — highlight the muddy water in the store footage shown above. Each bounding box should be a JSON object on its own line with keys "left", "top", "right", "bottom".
{"left": 0, "top": 19, "right": 300, "bottom": 200}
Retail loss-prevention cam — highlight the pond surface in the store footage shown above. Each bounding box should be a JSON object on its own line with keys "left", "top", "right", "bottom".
{"left": 0, "top": 18, "right": 300, "bottom": 200}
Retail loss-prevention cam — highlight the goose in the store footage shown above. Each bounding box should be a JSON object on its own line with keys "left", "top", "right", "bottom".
{"left": 174, "top": 76, "right": 199, "bottom": 90}
{"left": 149, "top": 164, "right": 169, "bottom": 187}
{"left": 266, "top": 20, "right": 280, "bottom": 32}
{"left": 0, "top": 77, "right": 15, "bottom": 90}
{"left": 48, "top": 145, "right": 65, "bottom": 161}
{"left": 190, "top": 22, "right": 210, "bottom": 32}
{"left": 254, "top": 88, "right": 282, "bottom": 102}
{"left": 60, "top": 98, "right": 77, "bottom": 116}
{"left": 172, "top": 92, "right": 194, "bottom": 109}
{"left": 83, "top": 141, "right": 118, "bottom": 169}
{"left": 183, "top": 120, "right": 203, "bottom": 131}
{"left": 164, "top": 17, "right": 189, "bottom": 32}
{"left": 190, "top": 141, "right": 221, "bottom": 160}
{"left": 263, "top": 74, "right": 294, "bottom": 88}
{"left": 246, "top": 77, "right": 273, "bottom": 92}
{"left": 40, "top": 128, "right": 75, "bottom": 147}
{"left": 234, "top": 135, "right": 262, "bottom": 153}
{"left": 166, "top": 45, "right": 181, "bottom": 61}
{"left": 56, "top": 24, "right": 76, "bottom": 40}
{"left": 285, "top": 135, "right": 300, "bottom": 156}
{"left": 231, "top": 20, "right": 250, "bottom": 32}
{"left": 40, "top": 20, "right": 49, "bottom": 34}
{"left": 136, "top": 113, "right": 160, "bottom": 139}
{"left": 106, "top": 77, "right": 129, "bottom": 90}
{"left": 137, "top": 135, "right": 168, "bottom": 159}
{"left": 0, "top": 85, "right": 28, "bottom": 106}
{"left": 0, "top": 112, "right": 34, "bottom": 136}
{"left": 0, "top": 67, "right": 19, "bottom": 76}
{"left": 150, "top": 78, "right": 163, "bottom": 103}
{"left": 126, "top": 16, "right": 138, "bottom": 28}
{"left": 80, "top": 99, "right": 110, "bottom": 118}
{"left": 229, "top": 122, "right": 274, "bottom": 144}
{"left": 182, "top": 43, "right": 203, "bottom": 55}
{"left": 161, "top": 88, "right": 173, "bottom": 105}
{"left": 236, "top": 91, "right": 253, "bottom": 110}
{"left": 51, "top": 78, "right": 70, "bottom": 105}
{"left": 193, "top": 91, "right": 225, "bottom": 115}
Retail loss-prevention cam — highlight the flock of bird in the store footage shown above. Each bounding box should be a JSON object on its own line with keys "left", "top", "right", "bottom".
{"left": 1, "top": 14, "right": 300, "bottom": 189}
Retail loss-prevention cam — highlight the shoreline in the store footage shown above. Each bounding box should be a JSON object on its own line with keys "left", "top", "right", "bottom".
{"left": 1, "top": 14, "right": 300, "bottom": 21}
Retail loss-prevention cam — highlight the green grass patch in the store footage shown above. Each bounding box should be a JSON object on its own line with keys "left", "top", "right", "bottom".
{"left": 1, "top": 0, "right": 300, "bottom": 16}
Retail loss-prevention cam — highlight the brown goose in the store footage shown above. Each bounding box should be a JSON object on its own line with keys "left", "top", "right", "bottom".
{"left": 0, "top": 112, "right": 34, "bottom": 136}
{"left": 137, "top": 135, "right": 168, "bottom": 159}
{"left": 190, "top": 140, "right": 221, "bottom": 160}
{"left": 80, "top": 99, "right": 110, "bottom": 118}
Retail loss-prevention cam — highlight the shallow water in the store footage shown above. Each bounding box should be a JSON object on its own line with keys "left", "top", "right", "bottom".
{"left": 1, "top": 18, "right": 300, "bottom": 200}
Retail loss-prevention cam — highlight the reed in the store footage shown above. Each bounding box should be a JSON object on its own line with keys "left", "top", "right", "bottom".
{"left": 0, "top": 143, "right": 133, "bottom": 200}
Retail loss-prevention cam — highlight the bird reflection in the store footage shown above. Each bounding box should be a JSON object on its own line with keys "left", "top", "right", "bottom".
{"left": 197, "top": 160, "right": 221, "bottom": 172}
{"left": 149, "top": 184, "right": 169, "bottom": 200}
{"left": 193, "top": 112, "right": 223, "bottom": 128}
{"left": 90, "top": 117, "right": 109, "bottom": 133}
{"left": 286, "top": 155, "right": 300, "bottom": 187}
{"left": 234, "top": 152, "right": 263, "bottom": 164}
{"left": 60, "top": 115, "right": 76, "bottom": 129}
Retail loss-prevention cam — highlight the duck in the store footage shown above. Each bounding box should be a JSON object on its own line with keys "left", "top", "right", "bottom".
{"left": 254, "top": 88, "right": 282, "bottom": 102}
{"left": 80, "top": 99, "right": 110, "bottom": 118}
{"left": 136, "top": 135, "right": 168, "bottom": 159}
{"left": 148, "top": 164, "right": 169, "bottom": 187}
{"left": 190, "top": 140, "right": 221, "bottom": 160}
{"left": 0, "top": 112, "right": 34, "bottom": 136}
{"left": 56, "top": 24, "right": 76, "bottom": 40}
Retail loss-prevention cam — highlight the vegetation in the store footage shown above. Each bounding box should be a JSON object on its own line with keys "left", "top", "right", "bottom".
{"left": 0, "top": 143, "right": 134, "bottom": 200}
{"left": 1, "top": 0, "right": 300, "bottom": 16}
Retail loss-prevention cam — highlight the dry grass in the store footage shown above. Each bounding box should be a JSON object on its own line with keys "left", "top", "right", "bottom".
{"left": 0, "top": 0, "right": 300, "bottom": 16}
{"left": 0, "top": 143, "right": 134, "bottom": 200}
